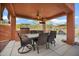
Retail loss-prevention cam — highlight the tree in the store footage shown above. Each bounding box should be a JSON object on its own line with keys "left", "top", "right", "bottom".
{"left": 3, "top": 19, "right": 8, "bottom": 24}
{"left": 46, "top": 21, "right": 54, "bottom": 30}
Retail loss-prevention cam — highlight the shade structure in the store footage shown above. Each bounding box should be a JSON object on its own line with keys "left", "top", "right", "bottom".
{"left": 0, "top": 3, "right": 74, "bottom": 21}
{"left": 0, "top": 3, "right": 75, "bottom": 45}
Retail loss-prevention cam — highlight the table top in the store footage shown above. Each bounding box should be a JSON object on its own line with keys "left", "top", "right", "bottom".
{"left": 25, "top": 33, "right": 39, "bottom": 39}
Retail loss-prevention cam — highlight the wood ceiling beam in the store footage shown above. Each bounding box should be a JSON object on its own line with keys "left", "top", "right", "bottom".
{"left": 16, "top": 11, "right": 66, "bottom": 21}
{"left": 16, "top": 14, "right": 42, "bottom": 21}
{"left": 11, "top": 3, "right": 70, "bottom": 21}
{"left": 64, "top": 3, "right": 74, "bottom": 12}
{"left": 47, "top": 11, "right": 66, "bottom": 20}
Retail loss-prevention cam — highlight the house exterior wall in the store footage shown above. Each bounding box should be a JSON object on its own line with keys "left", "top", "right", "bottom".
{"left": 0, "top": 25, "right": 11, "bottom": 41}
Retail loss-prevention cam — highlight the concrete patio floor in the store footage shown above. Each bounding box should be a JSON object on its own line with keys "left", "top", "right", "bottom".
{"left": 0, "top": 35, "right": 79, "bottom": 56}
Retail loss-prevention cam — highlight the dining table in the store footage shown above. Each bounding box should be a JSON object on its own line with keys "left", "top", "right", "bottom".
{"left": 24, "top": 33, "right": 39, "bottom": 50}
{"left": 25, "top": 33, "right": 39, "bottom": 39}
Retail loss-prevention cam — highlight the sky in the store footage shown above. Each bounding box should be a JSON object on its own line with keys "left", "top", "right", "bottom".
{"left": 2, "top": 3, "right": 79, "bottom": 26}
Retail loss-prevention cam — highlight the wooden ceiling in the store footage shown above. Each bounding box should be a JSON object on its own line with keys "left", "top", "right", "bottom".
{"left": 1, "top": 3, "right": 74, "bottom": 21}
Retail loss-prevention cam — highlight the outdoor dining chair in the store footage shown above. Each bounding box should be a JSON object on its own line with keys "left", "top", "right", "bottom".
{"left": 17, "top": 32, "right": 32, "bottom": 54}
{"left": 47, "top": 31, "right": 56, "bottom": 47}
{"left": 30, "top": 30, "right": 38, "bottom": 34}
{"left": 34, "top": 33, "right": 48, "bottom": 54}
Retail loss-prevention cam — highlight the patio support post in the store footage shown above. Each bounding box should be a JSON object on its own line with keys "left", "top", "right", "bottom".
{"left": 42, "top": 21, "right": 46, "bottom": 32}
{"left": 10, "top": 15, "right": 16, "bottom": 40}
{"left": 0, "top": 4, "right": 4, "bottom": 20}
{"left": 66, "top": 11, "right": 75, "bottom": 45}
{"left": 7, "top": 4, "right": 16, "bottom": 40}
{"left": 0, "top": 4, "right": 1, "bottom": 20}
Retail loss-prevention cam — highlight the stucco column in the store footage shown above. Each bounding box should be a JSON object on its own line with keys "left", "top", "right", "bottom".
{"left": 0, "top": 4, "right": 1, "bottom": 20}
{"left": 10, "top": 15, "right": 16, "bottom": 40}
{"left": 0, "top": 4, "right": 5, "bottom": 20}
{"left": 66, "top": 12, "right": 75, "bottom": 45}
{"left": 42, "top": 21, "right": 46, "bottom": 32}
{"left": 0, "top": 4, "right": 3, "bottom": 20}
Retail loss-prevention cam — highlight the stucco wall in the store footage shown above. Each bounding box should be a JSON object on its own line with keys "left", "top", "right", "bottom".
{"left": 0, "top": 24, "right": 11, "bottom": 41}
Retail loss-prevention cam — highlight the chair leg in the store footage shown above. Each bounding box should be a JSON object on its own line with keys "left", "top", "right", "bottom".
{"left": 37, "top": 44, "right": 39, "bottom": 54}
{"left": 46, "top": 43, "right": 48, "bottom": 49}
{"left": 18, "top": 46, "right": 22, "bottom": 53}
{"left": 47, "top": 42, "right": 50, "bottom": 49}
{"left": 18, "top": 46, "right": 25, "bottom": 54}
{"left": 22, "top": 47, "right": 24, "bottom": 52}
{"left": 18, "top": 46, "right": 31, "bottom": 54}
{"left": 36, "top": 42, "right": 39, "bottom": 54}
{"left": 54, "top": 40, "right": 56, "bottom": 46}
{"left": 32, "top": 40, "right": 35, "bottom": 51}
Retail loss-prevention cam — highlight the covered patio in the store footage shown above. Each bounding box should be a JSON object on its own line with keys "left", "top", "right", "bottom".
{"left": 0, "top": 3, "right": 78, "bottom": 56}
{"left": 1, "top": 35, "right": 79, "bottom": 56}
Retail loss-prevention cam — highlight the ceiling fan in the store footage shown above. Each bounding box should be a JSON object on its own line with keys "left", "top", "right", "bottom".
{"left": 36, "top": 10, "right": 45, "bottom": 24}
{"left": 36, "top": 10, "right": 41, "bottom": 20}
